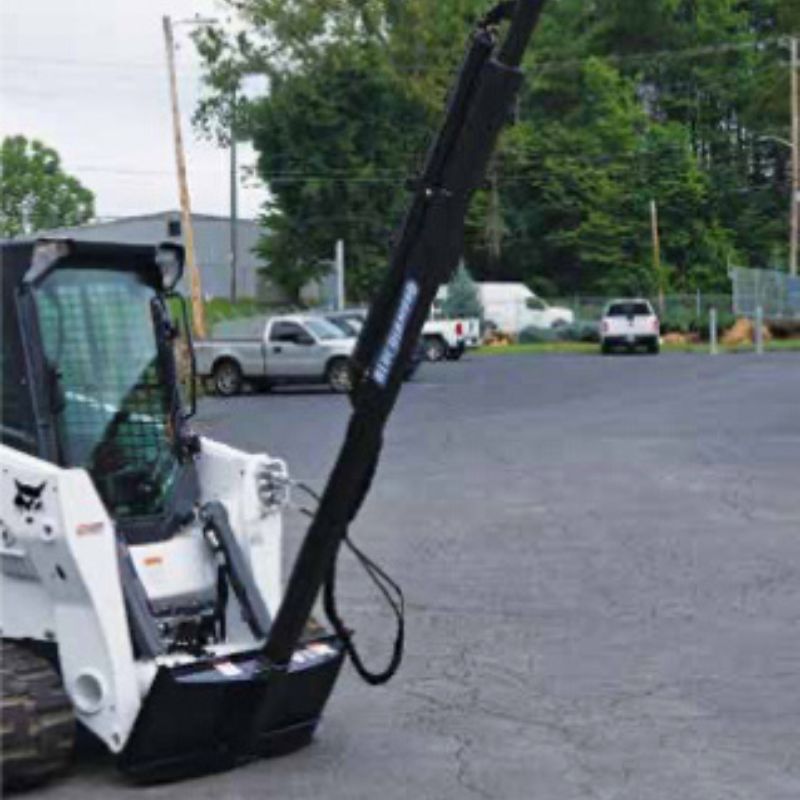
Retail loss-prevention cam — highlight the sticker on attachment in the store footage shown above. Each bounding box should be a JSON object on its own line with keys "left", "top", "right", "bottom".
{"left": 374, "top": 280, "right": 420, "bottom": 387}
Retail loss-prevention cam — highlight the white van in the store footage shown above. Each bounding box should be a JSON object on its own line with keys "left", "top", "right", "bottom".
{"left": 438, "top": 282, "right": 573, "bottom": 335}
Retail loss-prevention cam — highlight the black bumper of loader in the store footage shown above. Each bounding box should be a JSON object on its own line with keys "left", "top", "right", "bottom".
{"left": 118, "top": 636, "right": 344, "bottom": 784}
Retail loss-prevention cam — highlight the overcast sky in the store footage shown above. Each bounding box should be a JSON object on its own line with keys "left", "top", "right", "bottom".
{"left": 0, "top": 0, "right": 267, "bottom": 220}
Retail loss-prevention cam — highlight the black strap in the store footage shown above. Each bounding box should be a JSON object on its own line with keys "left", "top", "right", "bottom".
{"left": 323, "top": 537, "right": 405, "bottom": 686}
{"left": 295, "top": 481, "right": 405, "bottom": 685}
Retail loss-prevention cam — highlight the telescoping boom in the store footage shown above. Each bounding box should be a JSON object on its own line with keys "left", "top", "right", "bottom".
{"left": 265, "top": 1, "right": 547, "bottom": 676}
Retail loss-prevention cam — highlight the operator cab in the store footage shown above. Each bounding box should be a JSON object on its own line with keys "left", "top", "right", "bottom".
{"left": 1, "top": 238, "right": 198, "bottom": 543}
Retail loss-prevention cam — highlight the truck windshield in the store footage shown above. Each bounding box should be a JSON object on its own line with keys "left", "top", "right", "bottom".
{"left": 34, "top": 267, "right": 179, "bottom": 518}
{"left": 606, "top": 302, "right": 652, "bottom": 317}
{"left": 305, "top": 317, "right": 350, "bottom": 340}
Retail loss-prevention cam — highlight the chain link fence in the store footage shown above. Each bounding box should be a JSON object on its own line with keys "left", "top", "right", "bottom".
{"left": 552, "top": 293, "right": 733, "bottom": 331}
{"left": 729, "top": 266, "right": 800, "bottom": 320}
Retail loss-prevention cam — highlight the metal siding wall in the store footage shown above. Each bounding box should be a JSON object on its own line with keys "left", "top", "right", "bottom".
{"left": 38, "top": 215, "right": 268, "bottom": 300}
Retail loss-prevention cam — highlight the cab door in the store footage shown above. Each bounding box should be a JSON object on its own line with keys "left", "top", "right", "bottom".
{"left": 523, "top": 297, "right": 548, "bottom": 328}
{"left": 266, "top": 321, "right": 320, "bottom": 379}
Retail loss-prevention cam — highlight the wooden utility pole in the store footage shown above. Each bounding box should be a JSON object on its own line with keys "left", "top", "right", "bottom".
{"left": 790, "top": 36, "right": 799, "bottom": 277}
{"left": 163, "top": 15, "right": 207, "bottom": 337}
{"left": 650, "top": 199, "right": 664, "bottom": 314}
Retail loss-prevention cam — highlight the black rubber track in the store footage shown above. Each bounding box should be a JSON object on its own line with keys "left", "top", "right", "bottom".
{"left": 1, "top": 641, "right": 75, "bottom": 791}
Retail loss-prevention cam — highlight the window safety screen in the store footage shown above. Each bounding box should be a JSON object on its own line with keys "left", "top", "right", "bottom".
{"left": 35, "top": 267, "right": 178, "bottom": 518}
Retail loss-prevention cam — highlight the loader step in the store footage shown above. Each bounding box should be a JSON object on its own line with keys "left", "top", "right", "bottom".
{"left": 1, "top": 641, "right": 76, "bottom": 791}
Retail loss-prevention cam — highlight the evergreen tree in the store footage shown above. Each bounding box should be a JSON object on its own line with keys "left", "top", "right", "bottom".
{"left": 442, "top": 264, "right": 483, "bottom": 319}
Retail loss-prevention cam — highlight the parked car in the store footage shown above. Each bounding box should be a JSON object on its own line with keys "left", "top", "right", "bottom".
{"left": 196, "top": 314, "right": 356, "bottom": 395}
{"left": 324, "top": 310, "right": 424, "bottom": 379}
{"left": 600, "top": 299, "right": 660, "bottom": 354}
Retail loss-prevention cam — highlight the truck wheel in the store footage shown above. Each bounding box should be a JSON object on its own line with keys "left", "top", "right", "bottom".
{"left": 423, "top": 336, "right": 446, "bottom": 362}
{"left": 1, "top": 642, "right": 76, "bottom": 791}
{"left": 213, "top": 360, "right": 243, "bottom": 396}
{"left": 327, "top": 358, "right": 353, "bottom": 393}
{"left": 601, "top": 342, "right": 612, "bottom": 355}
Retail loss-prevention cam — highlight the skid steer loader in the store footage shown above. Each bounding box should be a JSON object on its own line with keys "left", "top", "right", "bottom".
{"left": 0, "top": 0, "right": 545, "bottom": 789}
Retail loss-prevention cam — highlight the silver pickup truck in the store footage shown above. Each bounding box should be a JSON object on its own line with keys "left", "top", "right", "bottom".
{"left": 196, "top": 314, "right": 356, "bottom": 396}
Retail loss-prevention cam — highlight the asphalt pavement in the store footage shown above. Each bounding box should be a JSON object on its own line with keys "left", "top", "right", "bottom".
{"left": 47, "top": 352, "right": 800, "bottom": 799}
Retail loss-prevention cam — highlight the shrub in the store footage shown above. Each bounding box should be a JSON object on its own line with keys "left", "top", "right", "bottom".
{"left": 691, "top": 309, "right": 736, "bottom": 341}
{"left": 518, "top": 320, "right": 600, "bottom": 344}
{"left": 518, "top": 325, "right": 560, "bottom": 344}
{"left": 660, "top": 307, "right": 695, "bottom": 335}
{"left": 559, "top": 320, "right": 601, "bottom": 343}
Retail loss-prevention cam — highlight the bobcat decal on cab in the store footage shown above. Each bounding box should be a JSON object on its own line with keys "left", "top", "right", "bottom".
{"left": 13, "top": 481, "right": 47, "bottom": 513}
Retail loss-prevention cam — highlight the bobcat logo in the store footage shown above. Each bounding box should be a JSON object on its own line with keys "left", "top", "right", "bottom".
{"left": 14, "top": 481, "right": 47, "bottom": 513}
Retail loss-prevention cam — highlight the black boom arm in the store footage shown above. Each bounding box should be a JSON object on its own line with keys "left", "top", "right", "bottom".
{"left": 264, "top": 1, "right": 547, "bottom": 668}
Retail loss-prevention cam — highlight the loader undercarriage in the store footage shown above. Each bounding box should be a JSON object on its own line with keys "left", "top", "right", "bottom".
{"left": 0, "top": 642, "right": 75, "bottom": 790}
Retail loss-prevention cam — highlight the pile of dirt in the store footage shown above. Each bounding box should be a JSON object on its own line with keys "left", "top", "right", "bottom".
{"left": 662, "top": 332, "right": 700, "bottom": 345}
{"left": 721, "top": 318, "right": 772, "bottom": 346}
{"left": 485, "top": 332, "right": 514, "bottom": 347}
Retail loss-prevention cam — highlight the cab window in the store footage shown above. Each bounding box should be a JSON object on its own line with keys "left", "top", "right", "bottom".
{"left": 270, "top": 321, "right": 310, "bottom": 344}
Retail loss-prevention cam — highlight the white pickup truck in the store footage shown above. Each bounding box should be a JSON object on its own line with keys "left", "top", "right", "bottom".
{"left": 195, "top": 314, "right": 356, "bottom": 395}
{"left": 422, "top": 315, "right": 480, "bottom": 361}
{"left": 600, "top": 299, "right": 661, "bottom": 354}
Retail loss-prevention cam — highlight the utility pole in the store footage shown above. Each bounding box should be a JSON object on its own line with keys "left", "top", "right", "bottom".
{"left": 335, "top": 240, "right": 345, "bottom": 311}
{"left": 486, "top": 160, "right": 504, "bottom": 263}
{"left": 790, "top": 35, "right": 798, "bottom": 277}
{"left": 229, "top": 88, "right": 239, "bottom": 302}
{"left": 650, "top": 199, "right": 664, "bottom": 314}
{"left": 163, "top": 15, "right": 207, "bottom": 337}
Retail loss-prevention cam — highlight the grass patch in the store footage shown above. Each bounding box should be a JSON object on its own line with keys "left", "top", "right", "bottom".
{"left": 475, "top": 339, "right": 800, "bottom": 356}
{"left": 204, "top": 298, "right": 273, "bottom": 330}
{"left": 477, "top": 342, "right": 597, "bottom": 355}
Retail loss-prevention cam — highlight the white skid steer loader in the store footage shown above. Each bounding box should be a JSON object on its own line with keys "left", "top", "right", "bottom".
{"left": 0, "top": 238, "right": 344, "bottom": 786}
{"left": 0, "top": 1, "right": 545, "bottom": 789}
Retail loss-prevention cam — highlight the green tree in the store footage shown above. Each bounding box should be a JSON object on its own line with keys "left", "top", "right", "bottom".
{"left": 247, "top": 43, "right": 429, "bottom": 302}
{"left": 442, "top": 263, "right": 483, "bottom": 319}
{"left": 0, "top": 136, "right": 94, "bottom": 238}
{"left": 193, "top": 1, "right": 486, "bottom": 302}
{"left": 195, "top": 0, "right": 798, "bottom": 299}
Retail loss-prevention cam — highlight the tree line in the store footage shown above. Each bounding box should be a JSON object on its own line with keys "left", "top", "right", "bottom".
{"left": 195, "top": 0, "right": 799, "bottom": 302}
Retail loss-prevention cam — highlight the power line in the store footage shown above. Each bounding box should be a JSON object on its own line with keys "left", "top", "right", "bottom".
{"left": 0, "top": 34, "right": 793, "bottom": 74}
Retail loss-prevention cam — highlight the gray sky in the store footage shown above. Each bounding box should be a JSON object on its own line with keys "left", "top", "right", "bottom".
{"left": 0, "top": 0, "right": 267, "bottom": 219}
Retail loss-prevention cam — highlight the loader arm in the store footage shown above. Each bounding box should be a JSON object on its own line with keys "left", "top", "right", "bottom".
{"left": 265, "top": 1, "right": 547, "bottom": 667}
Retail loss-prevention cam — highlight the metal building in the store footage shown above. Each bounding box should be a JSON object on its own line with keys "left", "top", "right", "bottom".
{"left": 38, "top": 211, "right": 276, "bottom": 301}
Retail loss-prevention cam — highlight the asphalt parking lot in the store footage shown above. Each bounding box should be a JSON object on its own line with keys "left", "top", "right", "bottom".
{"left": 48, "top": 352, "right": 799, "bottom": 800}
